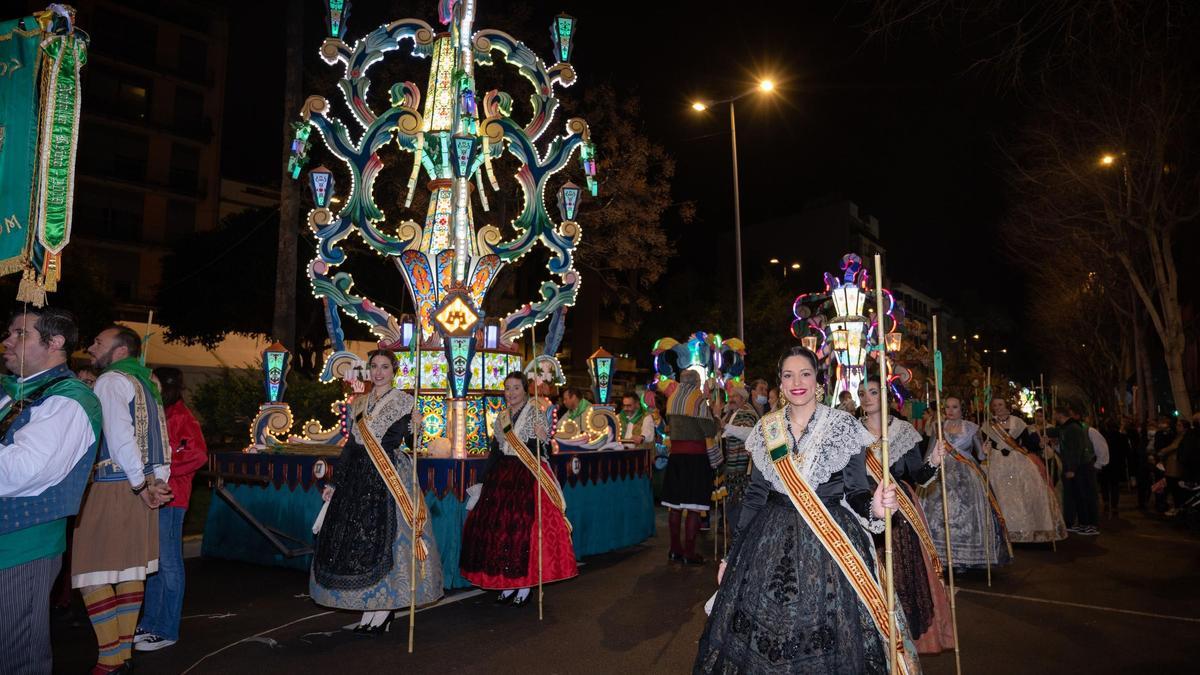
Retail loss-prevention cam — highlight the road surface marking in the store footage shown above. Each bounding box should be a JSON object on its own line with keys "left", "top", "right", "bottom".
{"left": 959, "top": 588, "right": 1200, "bottom": 623}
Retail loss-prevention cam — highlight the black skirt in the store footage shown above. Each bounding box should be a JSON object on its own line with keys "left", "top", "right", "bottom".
{"left": 661, "top": 453, "right": 714, "bottom": 511}
{"left": 695, "top": 492, "right": 887, "bottom": 674}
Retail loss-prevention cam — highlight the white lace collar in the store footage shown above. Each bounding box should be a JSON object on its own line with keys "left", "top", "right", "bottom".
{"left": 496, "top": 401, "right": 545, "bottom": 456}
{"left": 862, "top": 417, "right": 924, "bottom": 467}
{"left": 747, "top": 404, "right": 874, "bottom": 492}
{"left": 351, "top": 388, "right": 414, "bottom": 445}
{"left": 941, "top": 419, "right": 979, "bottom": 452}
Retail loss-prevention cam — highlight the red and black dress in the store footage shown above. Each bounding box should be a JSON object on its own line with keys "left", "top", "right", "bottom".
{"left": 459, "top": 401, "right": 578, "bottom": 590}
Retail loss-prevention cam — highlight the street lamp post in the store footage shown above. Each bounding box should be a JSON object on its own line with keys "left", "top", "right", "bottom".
{"left": 692, "top": 79, "right": 775, "bottom": 341}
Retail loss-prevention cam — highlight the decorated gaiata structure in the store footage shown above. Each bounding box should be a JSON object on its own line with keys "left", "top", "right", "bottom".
{"left": 204, "top": 0, "right": 654, "bottom": 586}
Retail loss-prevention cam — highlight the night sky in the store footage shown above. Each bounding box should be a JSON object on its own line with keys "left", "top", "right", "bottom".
{"left": 222, "top": 0, "right": 1031, "bottom": 368}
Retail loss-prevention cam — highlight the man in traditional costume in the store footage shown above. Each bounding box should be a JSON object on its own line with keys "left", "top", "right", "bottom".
{"left": 982, "top": 398, "right": 1067, "bottom": 543}
{"left": 0, "top": 308, "right": 102, "bottom": 675}
{"left": 619, "top": 392, "right": 655, "bottom": 446}
{"left": 661, "top": 370, "right": 718, "bottom": 565}
{"left": 73, "top": 325, "right": 172, "bottom": 674}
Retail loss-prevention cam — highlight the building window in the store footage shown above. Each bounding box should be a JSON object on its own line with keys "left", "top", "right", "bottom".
{"left": 166, "top": 200, "right": 197, "bottom": 242}
{"left": 173, "top": 86, "right": 205, "bottom": 137}
{"left": 169, "top": 143, "right": 200, "bottom": 192}
{"left": 107, "top": 251, "right": 142, "bottom": 302}
{"left": 79, "top": 124, "right": 149, "bottom": 182}
{"left": 86, "top": 65, "right": 152, "bottom": 122}
{"left": 74, "top": 184, "right": 143, "bottom": 242}
{"left": 90, "top": 11, "right": 158, "bottom": 64}
{"left": 178, "top": 34, "right": 208, "bottom": 81}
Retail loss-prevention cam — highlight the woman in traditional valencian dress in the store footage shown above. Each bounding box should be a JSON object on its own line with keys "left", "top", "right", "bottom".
{"left": 310, "top": 350, "right": 443, "bottom": 632}
{"left": 919, "top": 397, "right": 1011, "bottom": 571}
{"left": 982, "top": 398, "right": 1067, "bottom": 543}
{"left": 696, "top": 347, "right": 915, "bottom": 674}
{"left": 858, "top": 380, "right": 956, "bottom": 655}
{"left": 460, "top": 372, "right": 578, "bottom": 606}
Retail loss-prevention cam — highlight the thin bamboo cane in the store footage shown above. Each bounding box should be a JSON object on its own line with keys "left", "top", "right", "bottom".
{"left": 872, "top": 255, "right": 897, "bottom": 675}
{"left": 933, "top": 316, "right": 963, "bottom": 675}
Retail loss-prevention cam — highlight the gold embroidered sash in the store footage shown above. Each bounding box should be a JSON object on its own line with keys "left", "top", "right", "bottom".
{"left": 865, "top": 449, "right": 944, "bottom": 579}
{"left": 762, "top": 412, "right": 914, "bottom": 674}
{"left": 498, "top": 407, "right": 573, "bottom": 534}
{"left": 355, "top": 415, "right": 429, "bottom": 563}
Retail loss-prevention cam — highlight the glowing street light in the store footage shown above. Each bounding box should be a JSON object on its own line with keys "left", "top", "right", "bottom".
{"left": 790, "top": 262, "right": 800, "bottom": 270}
{"left": 769, "top": 258, "right": 780, "bottom": 264}
{"left": 689, "top": 77, "right": 780, "bottom": 340}
{"left": 1100, "top": 153, "right": 1117, "bottom": 167}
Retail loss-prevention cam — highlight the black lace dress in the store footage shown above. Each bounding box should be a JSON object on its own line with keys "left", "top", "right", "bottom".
{"left": 309, "top": 389, "right": 443, "bottom": 609}
{"left": 695, "top": 406, "right": 894, "bottom": 674}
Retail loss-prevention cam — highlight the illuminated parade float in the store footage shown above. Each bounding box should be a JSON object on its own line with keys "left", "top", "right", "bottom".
{"left": 203, "top": 0, "right": 654, "bottom": 586}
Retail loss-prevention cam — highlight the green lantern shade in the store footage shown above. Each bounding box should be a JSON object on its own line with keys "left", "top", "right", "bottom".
{"left": 326, "top": 0, "right": 351, "bottom": 39}
{"left": 550, "top": 13, "right": 577, "bottom": 63}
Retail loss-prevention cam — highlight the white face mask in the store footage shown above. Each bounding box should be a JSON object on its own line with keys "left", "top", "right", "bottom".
{"left": 754, "top": 395, "right": 769, "bottom": 405}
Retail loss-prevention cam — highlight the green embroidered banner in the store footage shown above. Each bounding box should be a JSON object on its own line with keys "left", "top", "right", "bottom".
{"left": 36, "top": 33, "right": 85, "bottom": 255}
{"left": 0, "top": 16, "right": 41, "bottom": 276}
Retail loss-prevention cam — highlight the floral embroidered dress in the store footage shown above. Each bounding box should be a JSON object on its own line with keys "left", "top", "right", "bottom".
{"left": 309, "top": 388, "right": 443, "bottom": 610}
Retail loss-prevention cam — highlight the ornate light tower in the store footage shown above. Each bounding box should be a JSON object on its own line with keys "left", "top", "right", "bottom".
{"left": 284, "top": 1, "right": 599, "bottom": 454}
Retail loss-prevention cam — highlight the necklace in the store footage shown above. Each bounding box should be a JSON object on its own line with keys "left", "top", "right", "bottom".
{"left": 783, "top": 406, "right": 813, "bottom": 454}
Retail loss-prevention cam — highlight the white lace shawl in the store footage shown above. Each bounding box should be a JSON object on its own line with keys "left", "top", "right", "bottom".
{"left": 864, "top": 418, "right": 925, "bottom": 467}
{"left": 495, "top": 401, "right": 548, "bottom": 456}
{"left": 941, "top": 419, "right": 980, "bottom": 454}
{"left": 747, "top": 405, "right": 875, "bottom": 492}
{"left": 350, "top": 388, "right": 415, "bottom": 447}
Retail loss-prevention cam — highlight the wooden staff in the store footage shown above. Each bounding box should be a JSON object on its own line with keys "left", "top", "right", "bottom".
{"left": 983, "top": 366, "right": 993, "bottom": 587}
{"left": 533, "top": 323, "right": 544, "bottom": 621}
{"left": 1038, "top": 373, "right": 1057, "bottom": 553}
{"left": 140, "top": 310, "right": 154, "bottom": 366}
{"left": 933, "top": 316, "right": 963, "bottom": 675}
{"left": 872, "top": 255, "right": 897, "bottom": 675}
{"left": 407, "top": 338, "right": 421, "bottom": 653}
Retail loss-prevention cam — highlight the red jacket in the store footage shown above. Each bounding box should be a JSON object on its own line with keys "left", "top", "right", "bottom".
{"left": 165, "top": 399, "right": 209, "bottom": 509}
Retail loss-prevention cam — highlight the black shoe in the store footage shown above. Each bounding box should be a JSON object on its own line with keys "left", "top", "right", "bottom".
{"left": 495, "top": 591, "right": 515, "bottom": 605}
{"left": 683, "top": 554, "right": 706, "bottom": 566}
{"left": 365, "top": 614, "right": 394, "bottom": 634}
{"left": 511, "top": 593, "right": 531, "bottom": 608}
{"left": 668, "top": 551, "right": 684, "bottom": 564}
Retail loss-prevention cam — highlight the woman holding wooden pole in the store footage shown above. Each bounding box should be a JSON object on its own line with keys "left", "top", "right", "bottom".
{"left": 694, "top": 345, "right": 916, "bottom": 674}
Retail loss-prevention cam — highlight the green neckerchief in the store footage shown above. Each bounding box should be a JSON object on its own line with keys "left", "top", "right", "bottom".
{"left": 104, "top": 357, "right": 162, "bottom": 405}
{"left": 567, "top": 398, "right": 591, "bottom": 422}
{"left": 0, "top": 363, "right": 102, "bottom": 440}
{"left": 1, "top": 365, "right": 67, "bottom": 402}
{"left": 619, "top": 404, "right": 646, "bottom": 430}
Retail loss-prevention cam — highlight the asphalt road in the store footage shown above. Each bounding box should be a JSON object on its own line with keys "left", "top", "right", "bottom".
{"left": 52, "top": 494, "right": 1200, "bottom": 674}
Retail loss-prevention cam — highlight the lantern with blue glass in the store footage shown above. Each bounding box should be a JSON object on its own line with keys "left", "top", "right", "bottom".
{"left": 262, "top": 342, "right": 291, "bottom": 403}
{"left": 587, "top": 347, "right": 615, "bottom": 407}
{"left": 557, "top": 181, "right": 582, "bottom": 223}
